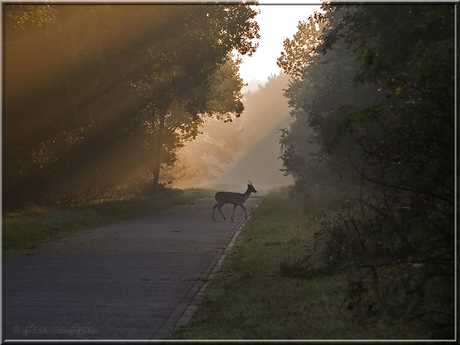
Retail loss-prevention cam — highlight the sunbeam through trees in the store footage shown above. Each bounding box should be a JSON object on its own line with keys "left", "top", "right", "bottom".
{"left": 3, "top": 4, "right": 259, "bottom": 211}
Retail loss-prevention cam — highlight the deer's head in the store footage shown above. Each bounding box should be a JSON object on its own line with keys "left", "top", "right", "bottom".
{"left": 247, "top": 181, "right": 257, "bottom": 193}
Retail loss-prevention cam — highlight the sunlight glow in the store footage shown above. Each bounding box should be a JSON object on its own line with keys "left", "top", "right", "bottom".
{"left": 239, "top": 3, "right": 321, "bottom": 91}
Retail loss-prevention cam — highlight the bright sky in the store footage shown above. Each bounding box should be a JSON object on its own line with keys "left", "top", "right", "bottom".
{"left": 238, "top": 1, "right": 322, "bottom": 88}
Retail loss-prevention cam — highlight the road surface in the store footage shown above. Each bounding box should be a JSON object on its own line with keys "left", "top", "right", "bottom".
{"left": 2, "top": 194, "right": 262, "bottom": 341}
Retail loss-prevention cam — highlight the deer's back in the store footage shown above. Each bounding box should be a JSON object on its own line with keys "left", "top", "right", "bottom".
{"left": 214, "top": 191, "right": 244, "bottom": 204}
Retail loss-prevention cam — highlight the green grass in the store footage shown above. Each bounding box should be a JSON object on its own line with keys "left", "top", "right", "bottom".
{"left": 167, "top": 185, "right": 424, "bottom": 340}
{"left": 2, "top": 188, "right": 213, "bottom": 256}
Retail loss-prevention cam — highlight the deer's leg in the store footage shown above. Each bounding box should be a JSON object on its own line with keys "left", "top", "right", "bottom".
{"left": 231, "top": 204, "right": 238, "bottom": 221}
{"left": 216, "top": 203, "right": 226, "bottom": 220}
{"left": 212, "top": 204, "right": 218, "bottom": 221}
{"left": 239, "top": 204, "right": 248, "bottom": 219}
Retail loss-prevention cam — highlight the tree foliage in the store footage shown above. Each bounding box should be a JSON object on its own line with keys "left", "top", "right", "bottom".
{"left": 278, "top": 3, "right": 455, "bottom": 337}
{"left": 277, "top": 13, "right": 326, "bottom": 80}
{"left": 5, "top": 4, "right": 57, "bottom": 28}
{"left": 3, "top": 5, "right": 259, "bottom": 210}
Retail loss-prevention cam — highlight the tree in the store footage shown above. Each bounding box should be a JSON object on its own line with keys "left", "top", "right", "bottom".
{"left": 278, "top": 15, "right": 382, "bottom": 190}
{"left": 278, "top": 4, "right": 455, "bottom": 336}
{"left": 132, "top": 55, "right": 246, "bottom": 187}
{"left": 318, "top": 3, "right": 455, "bottom": 216}
{"left": 130, "top": 5, "right": 258, "bottom": 190}
{"left": 4, "top": 5, "right": 171, "bottom": 208}
{"left": 277, "top": 13, "right": 326, "bottom": 80}
{"left": 3, "top": 4, "right": 259, "bottom": 210}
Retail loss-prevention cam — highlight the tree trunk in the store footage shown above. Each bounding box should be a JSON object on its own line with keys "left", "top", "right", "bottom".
{"left": 152, "top": 104, "right": 167, "bottom": 192}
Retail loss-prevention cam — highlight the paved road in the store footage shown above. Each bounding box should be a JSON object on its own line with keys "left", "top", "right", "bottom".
{"left": 2, "top": 194, "right": 262, "bottom": 341}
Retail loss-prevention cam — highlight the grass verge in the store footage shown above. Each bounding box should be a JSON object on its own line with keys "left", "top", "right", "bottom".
{"left": 167, "top": 185, "right": 425, "bottom": 340}
{"left": 2, "top": 188, "right": 213, "bottom": 256}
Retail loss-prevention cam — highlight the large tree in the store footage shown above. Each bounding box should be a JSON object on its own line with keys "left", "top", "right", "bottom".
{"left": 130, "top": 5, "right": 258, "bottom": 189}
{"left": 131, "top": 54, "right": 247, "bottom": 188}
{"left": 3, "top": 4, "right": 259, "bottom": 210}
{"left": 277, "top": 13, "right": 382, "bottom": 189}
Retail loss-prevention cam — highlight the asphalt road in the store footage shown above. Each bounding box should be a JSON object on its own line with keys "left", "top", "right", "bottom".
{"left": 2, "top": 194, "right": 262, "bottom": 341}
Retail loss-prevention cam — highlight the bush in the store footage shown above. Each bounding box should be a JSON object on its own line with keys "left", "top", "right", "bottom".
{"left": 309, "top": 192, "right": 454, "bottom": 338}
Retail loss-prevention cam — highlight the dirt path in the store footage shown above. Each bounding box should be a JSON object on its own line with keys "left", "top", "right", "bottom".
{"left": 2, "top": 194, "right": 263, "bottom": 340}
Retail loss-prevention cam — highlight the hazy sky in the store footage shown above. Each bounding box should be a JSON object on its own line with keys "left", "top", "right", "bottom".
{"left": 238, "top": 1, "right": 322, "bottom": 86}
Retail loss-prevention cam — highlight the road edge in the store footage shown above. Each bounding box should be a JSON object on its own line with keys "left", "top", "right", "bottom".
{"left": 152, "top": 198, "right": 263, "bottom": 340}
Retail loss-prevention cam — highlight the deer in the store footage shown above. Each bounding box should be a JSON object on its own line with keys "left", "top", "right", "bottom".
{"left": 212, "top": 181, "right": 257, "bottom": 221}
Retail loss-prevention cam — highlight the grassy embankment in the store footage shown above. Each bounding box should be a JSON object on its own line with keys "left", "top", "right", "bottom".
{"left": 168, "top": 185, "right": 425, "bottom": 340}
{"left": 2, "top": 187, "right": 215, "bottom": 256}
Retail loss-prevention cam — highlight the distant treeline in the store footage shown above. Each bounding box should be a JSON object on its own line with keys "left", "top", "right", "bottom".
{"left": 277, "top": 4, "right": 454, "bottom": 337}
{"left": 4, "top": 4, "right": 259, "bottom": 211}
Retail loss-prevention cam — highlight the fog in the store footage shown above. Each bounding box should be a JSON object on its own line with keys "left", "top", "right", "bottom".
{"left": 3, "top": 5, "right": 289, "bottom": 211}
{"left": 175, "top": 73, "right": 294, "bottom": 192}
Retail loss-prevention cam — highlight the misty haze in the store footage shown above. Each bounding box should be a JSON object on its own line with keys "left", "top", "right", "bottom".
{"left": 3, "top": 3, "right": 454, "bottom": 342}
{"left": 176, "top": 73, "right": 294, "bottom": 191}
